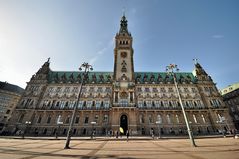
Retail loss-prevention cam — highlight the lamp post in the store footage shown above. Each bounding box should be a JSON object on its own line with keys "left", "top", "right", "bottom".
{"left": 156, "top": 119, "right": 162, "bottom": 139}
{"left": 166, "top": 64, "right": 196, "bottom": 147}
{"left": 64, "top": 62, "right": 93, "bottom": 149}
{"left": 91, "top": 121, "right": 96, "bottom": 139}
{"left": 22, "top": 121, "right": 31, "bottom": 139}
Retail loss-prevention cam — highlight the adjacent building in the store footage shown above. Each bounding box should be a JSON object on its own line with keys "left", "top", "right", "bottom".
{"left": 6, "top": 15, "right": 234, "bottom": 136}
{"left": 220, "top": 83, "right": 239, "bottom": 130}
{"left": 0, "top": 82, "right": 24, "bottom": 132}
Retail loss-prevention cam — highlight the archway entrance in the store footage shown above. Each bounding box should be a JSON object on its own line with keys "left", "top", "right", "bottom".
{"left": 120, "top": 115, "right": 128, "bottom": 135}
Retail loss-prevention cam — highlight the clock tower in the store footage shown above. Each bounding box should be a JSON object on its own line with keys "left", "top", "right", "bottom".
{"left": 113, "top": 14, "right": 134, "bottom": 82}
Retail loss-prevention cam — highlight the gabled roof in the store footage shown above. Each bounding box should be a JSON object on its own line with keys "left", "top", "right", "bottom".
{"left": 0, "top": 81, "right": 24, "bottom": 94}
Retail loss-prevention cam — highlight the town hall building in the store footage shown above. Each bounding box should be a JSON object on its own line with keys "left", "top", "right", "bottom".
{"left": 6, "top": 15, "right": 234, "bottom": 136}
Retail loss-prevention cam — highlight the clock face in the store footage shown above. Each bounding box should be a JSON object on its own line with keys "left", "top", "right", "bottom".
{"left": 121, "top": 52, "right": 127, "bottom": 58}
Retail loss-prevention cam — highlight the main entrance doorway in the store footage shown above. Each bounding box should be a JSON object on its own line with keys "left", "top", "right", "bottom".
{"left": 120, "top": 115, "right": 128, "bottom": 135}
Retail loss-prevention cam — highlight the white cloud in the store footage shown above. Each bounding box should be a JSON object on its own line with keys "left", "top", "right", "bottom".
{"left": 212, "top": 35, "right": 224, "bottom": 39}
{"left": 89, "top": 38, "right": 114, "bottom": 64}
{"left": 89, "top": 56, "right": 98, "bottom": 65}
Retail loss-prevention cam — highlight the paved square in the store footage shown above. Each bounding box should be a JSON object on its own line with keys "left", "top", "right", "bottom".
{"left": 0, "top": 137, "right": 238, "bottom": 159}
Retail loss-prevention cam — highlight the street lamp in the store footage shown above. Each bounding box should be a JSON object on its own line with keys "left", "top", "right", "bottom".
{"left": 64, "top": 62, "right": 93, "bottom": 149}
{"left": 91, "top": 121, "right": 96, "bottom": 139}
{"left": 22, "top": 121, "right": 31, "bottom": 139}
{"left": 156, "top": 119, "right": 162, "bottom": 139}
{"left": 166, "top": 64, "right": 196, "bottom": 147}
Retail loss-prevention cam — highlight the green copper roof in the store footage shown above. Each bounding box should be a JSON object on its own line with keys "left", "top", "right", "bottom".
{"left": 48, "top": 71, "right": 196, "bottom": 84}
{"left": 134, "top": 72, "right": 197, "bottom": 84}
{"left": 48, "top": 71, "right": 113, "bottom": 84}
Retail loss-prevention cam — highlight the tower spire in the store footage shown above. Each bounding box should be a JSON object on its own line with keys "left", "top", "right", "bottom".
{"left": 119, "top": 13, "right": 129, "bottom": 35}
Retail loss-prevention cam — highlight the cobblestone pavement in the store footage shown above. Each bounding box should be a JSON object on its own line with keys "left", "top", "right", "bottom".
{"left": 0, "top": 137, "right": 238, "bottom": 159}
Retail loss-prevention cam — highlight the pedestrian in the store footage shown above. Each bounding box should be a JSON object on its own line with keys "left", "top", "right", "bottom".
{"left": 151, "top": 129, "right": 154, "bottom": 139}
{"left": 233, "top": 129, "right": 237, "bottom": 139}
{"left": 116, "top": 131, "right": 119, "bottom": 138}
{"left": 126, "top": 130, "right": 129, "bottom": 142}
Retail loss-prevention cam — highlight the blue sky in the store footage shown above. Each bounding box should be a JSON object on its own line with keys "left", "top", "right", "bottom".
{"left": 0, "top": 0, "right": 238, "bottom": 89}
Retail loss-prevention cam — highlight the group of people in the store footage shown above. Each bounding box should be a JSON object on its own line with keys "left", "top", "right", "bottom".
{"left": 107, "top": 129, "right": 130, "bottom": 141}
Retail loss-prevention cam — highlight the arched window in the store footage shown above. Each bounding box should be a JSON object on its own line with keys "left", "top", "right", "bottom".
{"left": 148, "top": 114, "right": 153, "bottom": 123}
{"left": 201, "top": 114, "right": 206, "bottom": 123}
{"left": 167, "top": 114, "right": 171, "bottom": 124}
{"left": 176, "top": 114, "right": 180, "bottom": 123}
{"left": 18, "top": 114, "right": 24, "bottom": 123}
{"left": 37, "top": 115, "right": 42, "bottom": 123}
{"left": 157, "top": 114, "right": 162, "bottom": 123}
{"left": 140, "top": 115, "right": 144, "bottom": 123}
{"left": 47, "top": 115, "right": 51, "bottom": 124}
{"left": 193, "top": 114, "right": 197, "bottom": 123}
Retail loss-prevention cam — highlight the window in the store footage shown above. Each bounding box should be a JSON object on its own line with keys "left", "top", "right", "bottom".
{"left": 69, "top": 101, "right": 75, "bottom": 109}
{"left": 86, "top": 101, "right": 92, "bottom": 108}
{"left": 201, "top": 114, "right": 206, "bottom": 123}
{"left": 105, "top": 87, "right": 111, "bottom": 93}
{"left": 89, "top": 87, "right": 94, "bottom": 93}
{"left": 148, "top": 114, "right": 153, "bottom": 123}
{"left": 157, "top": 114, "right": 162, "bottom": 123}
{"left": 167, "top": 114, "right": 171, "bottom": 124}
{"left": 192, "top": 88, "right": 196, "bottom": 93}
{"left": 56, "top": 87, "right": 61, "bottom": 93}
{"left": 193, "top": 114, "right": 197, "bottom": 123}
{"left": 72, "top": 87, "right": 78, "bottom": 93}
{"left": 97, "top": 87, "right": 103, "bottom": 93}
{"left": 204, "top": 87, "right": 209, "bottom": 92}
{"left": 146, "top": 101, "right": 152, "bottom": 107}
{"left": 155, "top": 101, "right": 161, "bottom": 108}
{"left": 120, "top": 99, "right": 128, "bottom": 107}
{"left": 176, "top": 115, "right": 180, "bottom": 123}
{"left": 153, "top": 88, "right": 158, "bottom": 92}
{"left": 103, "top": 115, "right": 108, "bottom": 123}
{"left": 75, "top": 116, "right": 80, "bottom": 124}
{"left": 47, "top": 116, "right": 51, "bottom": 124}
{"left": 115, "top": 92, "right": 118, "bottom": 103}
{"left": 84, "top": 116, "right": 89, "bottom": 124}
{"left": 47, "top": 87, "right": 54, "bottom": 93}
{"left": 137, "top": 88, "right": 142, "bottom": 92}
{"left": 18, "top": 114, "right": 25, "bottom": 123}
{"left": 56, "top": 115, "right": 62, "bottom": 123}
{"left": 104, "top": 101, "right": 110, "bottom": 108}
{"left": 37, "top": 115, "right": 42, "bottom": 123}
{"left": 82, "top": 87, "right": 87, "bottom": 93}
{"left": 78, "top": 101, "right": 84, "bottom": 108}
{"left": 96, "top": 101, "right": 101, "bottom": 109}
{"left": 184, "top": 88, "right": 189, "bottom": 92}
{"left": 140, "top": 115, "right": 144, "bottom": 123}
{"left": 95, "top": 115, "right": 99, "bottom": 122}
{"left": 138, "top": 101, "right": 143, "bottom": 108}
{"left": 66, "top": 116, "right": 70, "bottom": 124}
{"left": 168, "top": 87, "right": 173, "bottom": 92}
{"left": 163, "top": 101, "right": 169, "bottom": 108}
{"left": 63, "top": 87, "right": 70, "bottom": 93}
{"left": 145, "top": 88, "right": 150, "bottom": 92}
{"left": 160, "top": 88, "right": 166, "bottom": 93}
